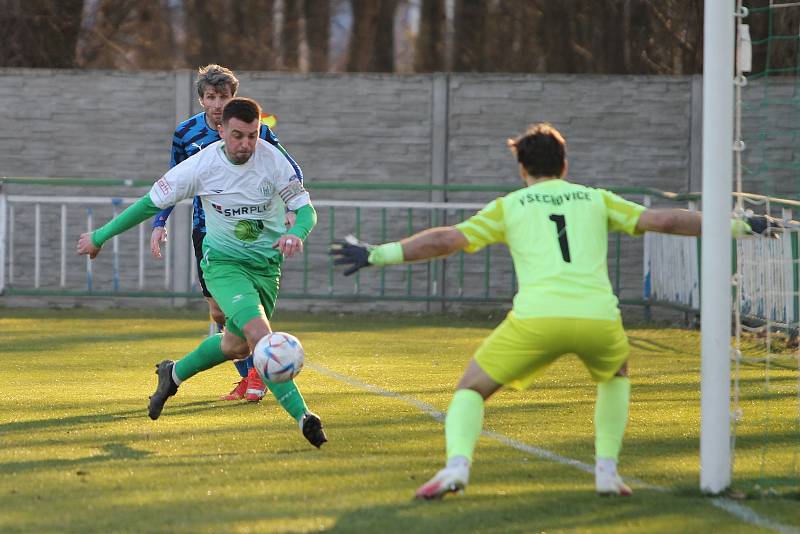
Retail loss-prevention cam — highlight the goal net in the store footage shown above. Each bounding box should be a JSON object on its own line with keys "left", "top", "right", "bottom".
{"left": 729, "top": 0, "right": 800, "bottom": 498}
{"left": 645, "top": 1, "right": 800, "bottom": 496}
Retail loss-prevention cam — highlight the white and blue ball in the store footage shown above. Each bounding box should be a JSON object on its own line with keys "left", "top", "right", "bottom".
{"left": 253, "top": 332, "right": 304, "bottom": 383}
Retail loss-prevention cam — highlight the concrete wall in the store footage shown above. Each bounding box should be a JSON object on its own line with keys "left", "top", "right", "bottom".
{"left": 0, "top": 69, "right": 701, "bottom": 191}
{"left": 0, "top": 70, "right": 176, "bottom": 180}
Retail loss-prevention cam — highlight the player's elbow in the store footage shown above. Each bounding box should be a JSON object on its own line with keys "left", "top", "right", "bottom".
{"left": 637, "top": 209, "right": 688, "bottom": 235}
{"left": 657, "top": 211, "right": 682, "bottom": 234}
{"left": 438, "top": 227, "right": 468, "bottom": 255}
{"left": 417, "top": 227, "right": 465, "bottom": 258}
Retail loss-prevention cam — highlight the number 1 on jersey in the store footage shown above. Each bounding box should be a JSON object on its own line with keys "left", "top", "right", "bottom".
{"left": 549, "top": 214, "right": 571, "bottom": 263}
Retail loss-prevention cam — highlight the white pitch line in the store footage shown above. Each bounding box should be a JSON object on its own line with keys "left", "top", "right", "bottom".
{"left": 308, "top": 362, "right": 800, "bottom": 534}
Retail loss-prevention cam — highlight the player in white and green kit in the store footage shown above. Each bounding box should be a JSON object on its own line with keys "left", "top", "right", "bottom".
{"left": 331, "top": 123, "right": 770, "bottom": 497}
{"left": 77, "top": 97, "right": 327, "bottom": 448}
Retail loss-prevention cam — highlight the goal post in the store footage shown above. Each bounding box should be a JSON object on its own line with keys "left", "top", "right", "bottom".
{"left": 700, "top": 0, "right": 736, "bottom": 494}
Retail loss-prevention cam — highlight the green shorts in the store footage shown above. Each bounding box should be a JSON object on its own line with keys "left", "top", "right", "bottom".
{"left": 201, "top": 257, "right": 282, "bottom": 338}
{"left": 474, "top": 311, "right": 630, "bottom": 389}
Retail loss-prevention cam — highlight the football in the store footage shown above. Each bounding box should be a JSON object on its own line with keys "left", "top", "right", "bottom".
{"left": 253, "top": 332, "right": 305, "bottom": 383}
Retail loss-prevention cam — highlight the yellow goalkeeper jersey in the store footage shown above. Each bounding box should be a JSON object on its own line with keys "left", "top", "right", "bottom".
{"left": 455, "top": 179, "right": 646, "bottom": 320}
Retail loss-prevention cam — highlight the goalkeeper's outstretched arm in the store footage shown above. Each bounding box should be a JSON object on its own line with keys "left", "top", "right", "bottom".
{"left": 396, "top": 227, "right": 468, "bottom": 261}
{"left": 635, "top": 209, "right": 702, "bottom": 236}
{"left": 635, "top": 208, "right": 774, "bottom": 237}
{"left": 330, "top": 226, "right": 467, "bottom": 276}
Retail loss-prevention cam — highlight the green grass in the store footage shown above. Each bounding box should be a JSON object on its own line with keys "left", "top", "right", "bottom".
{"left": 1, "top": 308, "right": 798, "bottom": 533}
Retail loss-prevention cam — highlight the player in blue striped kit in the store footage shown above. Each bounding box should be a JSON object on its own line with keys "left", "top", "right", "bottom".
{"left": 150, "top": 64, "right": 304, "bottom": 403}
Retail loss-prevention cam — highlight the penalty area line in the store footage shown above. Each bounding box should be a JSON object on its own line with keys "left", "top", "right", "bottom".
{"left": 307, "top": 362, "right": 799, "bottom": 534}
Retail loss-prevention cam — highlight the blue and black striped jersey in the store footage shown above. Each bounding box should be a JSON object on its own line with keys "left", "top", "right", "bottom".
{"left": 152, "top": 111, "right": 304, "bottom": 231}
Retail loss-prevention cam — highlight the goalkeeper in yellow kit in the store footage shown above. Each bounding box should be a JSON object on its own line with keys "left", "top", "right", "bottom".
{"left": 331, "top": 123, "right": 770, "bottom": 499}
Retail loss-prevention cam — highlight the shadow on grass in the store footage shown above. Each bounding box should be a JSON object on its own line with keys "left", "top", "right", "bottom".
{"left": 3, "top": 307, "right": 504, "bottom": 334}
{"left": 0, "top": 442, "right": 153, "bottom": 476}
{"left": 0, "top": 399, "right": 250, "bottom": 435}
{"left": 2, "top": 327, "right": 215, "bottom": 353}
{"left": 628, "top": 335, "right": 688, "bottom": 353}
{"left": 321, "top": 486, "right": 726, "bottom": 533}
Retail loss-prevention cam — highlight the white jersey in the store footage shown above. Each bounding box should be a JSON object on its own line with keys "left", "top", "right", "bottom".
{"left": 149, "top": 138, "right": 309, "bottom": 266}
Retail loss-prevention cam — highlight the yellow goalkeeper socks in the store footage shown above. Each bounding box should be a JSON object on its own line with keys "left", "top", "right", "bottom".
{"left": 174, "top": 333, "right": 227, "bottom": 382}
{"left": 595, "top": 376, "right": 631, "bottom": 461}
{"left": 445, "top": 388, "right": 485, "bottom": 462}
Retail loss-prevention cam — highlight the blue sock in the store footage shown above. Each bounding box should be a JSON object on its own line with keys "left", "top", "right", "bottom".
{"left": 233, "top": 359, "right": 248, "bottom": 378}
{"left": 246, "top": 355, "right": 254, "bottom": 369}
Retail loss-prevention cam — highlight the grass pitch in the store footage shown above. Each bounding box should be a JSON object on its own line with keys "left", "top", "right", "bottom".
{"left": 1, "top": 308, "right": 798, "bottom": 533}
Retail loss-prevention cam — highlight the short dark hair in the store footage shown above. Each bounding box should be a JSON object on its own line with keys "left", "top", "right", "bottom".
{"left": 222, "top": 97, "right": 262, "bottom": 125}
{"left": 508, "top": 123, "right": 566, "bottom": 178}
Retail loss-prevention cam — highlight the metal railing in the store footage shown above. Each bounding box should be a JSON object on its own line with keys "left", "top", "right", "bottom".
{"left": 643, "top": 195, "right": 800, "bottom": 329}
{"left": 0, "top": 176, "right": 698, "bottom": 311}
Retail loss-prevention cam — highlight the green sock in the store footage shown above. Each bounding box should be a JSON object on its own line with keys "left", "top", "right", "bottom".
{"left": 174, "top": 334, "right": 227, "bottom": 382}
{"left": 267, "top": 380, "right": 308, "bottom": 422}
{"left": 595, "top": 376, "right": 631, "bottom": 461}
{"left": 445, "top": 389, "right": 485, "bottom": 462}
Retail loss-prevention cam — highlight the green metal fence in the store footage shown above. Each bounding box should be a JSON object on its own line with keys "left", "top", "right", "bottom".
{"left": 0, "top": 176, "right": 694, "bottom": 310}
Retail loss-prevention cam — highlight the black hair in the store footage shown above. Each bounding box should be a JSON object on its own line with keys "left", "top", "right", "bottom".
{"left": 508, "top": 123, "right": 567, "bottom": 178}
{"left": 222, "top": 97, "right": 262, "bottom": 125}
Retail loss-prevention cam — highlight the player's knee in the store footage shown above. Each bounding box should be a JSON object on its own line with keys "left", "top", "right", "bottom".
{"left": 614, "top": 361, "right": 629, "bottom": 377}
{"left": 455, "top": 361, "right": 501, "bottom": 400}
{"left": 242, "top": 319, "right": 271, "bottom": 352}
{"left": 221, "top": 332, "right": 249, "bottom": 359}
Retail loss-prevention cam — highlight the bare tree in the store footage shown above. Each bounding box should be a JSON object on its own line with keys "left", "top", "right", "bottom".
{"left": 452, "top": 0, "right": 487, "bottom": 71}
{"left": 414, "top": 0, "right": 446, "bottom": 72}
{"left": 77, "top": 0, "right": 174, "bottom": 69}
{"left": 2, "top": 0, "right": 717, "bottom": 75}
{"left": 230, "top": 0, "right": 275, "bottom": 71}
{"left": 512, "top": 1, "right": 542, "bottom": 73}
{"left": 622, "top": 0, "right": 652, "bottom": 73}
{"left": 0, "top": 0, "right": 84, "bottom": 68}
{"left": 374, "top": 0, "right": 397, "bottom": 71}
{"left": 304, "top": 0, "right": 331, "bottom": 71}
{"left": 347, "top": 0, "right": 397, "bottom": 72}
{"left": 132, "top": 0, "right": 176, "bottom": 69}
{"left": 517, "top": 0, "right": 703, "bottom": 75}
{"left": 182, "top": 0, "right": 275, "bottom": 71}
{"left": 746, "top": 0, "right": 800, "bottom": 76}
{"left": 645, "top": 0, "right": 703, "bottom": 74}
{"left": 481, "top": 0, "right": 542, "bottom": 73}
{"left": 283, "top": 0, "right": 301, "bottom": 70}
{"left": 183, "top": 0, "right": 223, "bottom": 68}
{"left": 581, "top": 2, "right": 626, "bottom": 73}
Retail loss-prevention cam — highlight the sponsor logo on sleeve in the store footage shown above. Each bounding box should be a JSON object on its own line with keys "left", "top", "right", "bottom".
{"left": 156, "top": 178, "right": 173, "bottom": 196}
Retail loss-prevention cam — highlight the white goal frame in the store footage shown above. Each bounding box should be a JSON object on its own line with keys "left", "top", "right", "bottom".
{"left": 700, "top": 0, "right": 736, "bottom": 494}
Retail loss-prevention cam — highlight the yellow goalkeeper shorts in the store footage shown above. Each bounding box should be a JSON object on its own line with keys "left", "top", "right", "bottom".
{"left": 474, "top": 312, "right": 629, "bottom": 389}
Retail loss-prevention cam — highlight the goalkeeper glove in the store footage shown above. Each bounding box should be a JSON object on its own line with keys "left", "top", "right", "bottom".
{"left": 732, "top": 214, "right": 781, "bottom": 238}
{"left": 330, "top": 235, "right": 405, "bottom": 276}
{"left": 330, "top": 235, "right": 373, "bottom": 276}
